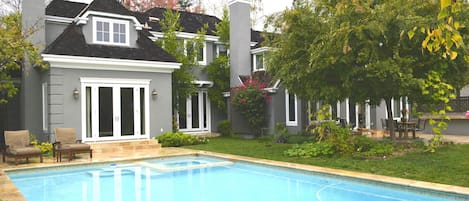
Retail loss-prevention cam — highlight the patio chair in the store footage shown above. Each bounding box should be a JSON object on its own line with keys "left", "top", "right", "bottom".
{"left": 53, "top": 128, "right": 92, "bottom": 162}
{"left": 2, "top": 130, "right": 43, "bottom": 165}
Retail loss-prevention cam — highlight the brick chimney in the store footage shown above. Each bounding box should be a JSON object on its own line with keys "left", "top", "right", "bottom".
{"left": 229, "top": 0, "right": 251, "bottom": 87}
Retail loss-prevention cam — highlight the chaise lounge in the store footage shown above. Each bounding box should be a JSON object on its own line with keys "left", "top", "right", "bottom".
{"left": 53, "top": 128, "right": 92, "bottom": 162}
{"left": 2, "top": 130, "right": 43, "bottom": 165}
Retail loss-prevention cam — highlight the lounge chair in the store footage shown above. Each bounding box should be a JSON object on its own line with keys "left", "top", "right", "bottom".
{"left": 53, "top": 128, "right": 92, "bottom": 162}
{"left": 2, "top": 130, "right": 43, "bottom": 165}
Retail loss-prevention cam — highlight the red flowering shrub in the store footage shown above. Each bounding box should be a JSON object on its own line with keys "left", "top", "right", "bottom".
{"left": 232, "top": 78, "right": 270, "bottom": 136}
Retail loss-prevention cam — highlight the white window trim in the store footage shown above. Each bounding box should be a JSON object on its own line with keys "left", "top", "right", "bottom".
{"left": 253, "top": 53, "right": 266, "bottom": 72}
{"left": 92, "top": 17, "right": 130, "bottom": 46}
{"left": 42, "top": 83, "right": 48, "bottom": 132}
{"left": 285, "top": 90, "right": 298, "bottom": 126}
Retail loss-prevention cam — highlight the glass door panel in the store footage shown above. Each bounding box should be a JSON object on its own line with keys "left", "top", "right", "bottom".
{"left": 121, "top": 88, "right": 134, "bottom": 136}
{"left": 99, "top": 87, "right": 113, "bottom": 137}
{"left": 191, "top": 94, "right": 200, "bottom": 129}
{"left": 86, "top": 87, "right": 92, "bottom": 138}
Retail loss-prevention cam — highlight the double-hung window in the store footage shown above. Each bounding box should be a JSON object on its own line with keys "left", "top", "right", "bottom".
{"left": 93, "top": 17, "right": 129, "bottom": 46}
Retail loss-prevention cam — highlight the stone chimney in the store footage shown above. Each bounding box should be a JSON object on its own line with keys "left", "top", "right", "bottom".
{"left": 229, "top": 0, "right": 251, "bottom": 87}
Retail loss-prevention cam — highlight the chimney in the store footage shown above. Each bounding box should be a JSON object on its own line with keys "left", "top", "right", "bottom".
{"left": 20, "top": 1, "right": 46, "bottom": 138}
{"left": 229, "top": 0, "right": 251, "bottom": 87}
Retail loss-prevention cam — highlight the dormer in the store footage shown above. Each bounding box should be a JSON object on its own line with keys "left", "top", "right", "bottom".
{"left": 72, "top": 0, "right": 144, "bottom": 47}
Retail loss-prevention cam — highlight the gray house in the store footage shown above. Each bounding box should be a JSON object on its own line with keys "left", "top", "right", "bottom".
{"left": 11, "top": 0, "right": 419, "bottom": 146}
{"left": 21, "top": 0, "right": 180, "bottom": 143}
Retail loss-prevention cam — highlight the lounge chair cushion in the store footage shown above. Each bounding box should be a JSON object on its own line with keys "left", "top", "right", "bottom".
{"left": 60, "top": 143, "right": 91, "bottom": 151}
{"left": 55, "top": 128, "right": 77, "bottom": 144}
{"left": 8, "top": 147, "right": 43, "bottom": 155}
{"left": 5, "top": 130, "right": 30, "bottom": 148}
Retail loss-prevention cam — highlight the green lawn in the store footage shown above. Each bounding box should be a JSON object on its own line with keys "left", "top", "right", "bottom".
{"left": 186, "top": 137, "right": 469, "bottom": 187}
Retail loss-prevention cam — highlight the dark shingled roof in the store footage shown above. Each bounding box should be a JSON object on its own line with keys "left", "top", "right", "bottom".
{"left": 143, "top": 7, "right": 220, "bottom": 36}
{"left": 85, "top": 0, "right": 135, "bottom": 17}
{"left": 46, "top": 0, "right": 88, "bottom": 18}
{"left": 251, "top": 30, "right": 264, "bottom": 49}
{"left": 44, "top": 24, "right": 177, "bottom": 63}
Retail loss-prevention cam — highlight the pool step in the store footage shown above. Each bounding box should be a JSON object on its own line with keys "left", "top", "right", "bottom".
{"left": 134, "top": 161, "right": 234, "bottom": 172}
{"left": 89, "top": 139, "right": 162, "bottom": 154}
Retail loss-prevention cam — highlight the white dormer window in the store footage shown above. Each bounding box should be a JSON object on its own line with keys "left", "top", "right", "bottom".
{"left": 93, "top": 17, "right": 129, "bottom": 46}
{"left": 253, "top": 54, "right": 265, "bottom": 71}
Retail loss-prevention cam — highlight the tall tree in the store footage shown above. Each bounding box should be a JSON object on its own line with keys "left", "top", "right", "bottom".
{"left": 156, "top": 8, "right": 206, "bottom": 130}
{"left": 0, "top": 12, "right": 47, "bottom": 104}
{"left": 265, "top": 0, "right": 468, "bottom": 140}
{"left": 205, "top": 7, "right": 230, "bottom": 111}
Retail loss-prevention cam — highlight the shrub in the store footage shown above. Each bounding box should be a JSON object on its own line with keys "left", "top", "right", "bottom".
{"left": 232, "top": 78, "right": 270, "bottom": 136}
{"left": 217, "top": 120, "right": 234, "bottom": 137}
{"left": 30, "top": 135, "right": 53, "bottom": 156}
{"left": 284, "top": 142, "right": 335, "bottom": 158}
{"left": 156, "top": 132, "right": 208, "bottom": 147}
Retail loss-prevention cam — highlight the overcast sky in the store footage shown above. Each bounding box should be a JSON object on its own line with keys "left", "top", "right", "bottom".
{"left": 202, "top": 0, "right": 292, "bottom": 30}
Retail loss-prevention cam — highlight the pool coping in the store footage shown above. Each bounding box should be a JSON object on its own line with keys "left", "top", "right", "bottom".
{"left": 195, "top": 151, "right": 469, "bottom": 199}
{"left": 1, "top": 148, "right": 469, "bottom": 200}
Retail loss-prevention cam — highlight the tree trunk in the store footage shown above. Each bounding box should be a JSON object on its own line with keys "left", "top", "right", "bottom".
{"left": 385, "top": 98, "right": 396, "bottom": 140}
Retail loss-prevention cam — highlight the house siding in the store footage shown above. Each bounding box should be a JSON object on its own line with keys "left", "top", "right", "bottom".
{"left": 46, "top": 68, "right": 173, "bottom": 141}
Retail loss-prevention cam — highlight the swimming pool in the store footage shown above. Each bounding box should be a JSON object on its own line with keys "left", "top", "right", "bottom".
{"left": 6, "top": 155, "right": 468, "bottom": 201}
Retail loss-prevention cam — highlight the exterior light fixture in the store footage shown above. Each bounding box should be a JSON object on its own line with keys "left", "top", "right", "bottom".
{"left": 73, "top": 88, "right": 79, "bottom": 99}
{"left": 152, "top": 89, "right": 158, "bottom": 97}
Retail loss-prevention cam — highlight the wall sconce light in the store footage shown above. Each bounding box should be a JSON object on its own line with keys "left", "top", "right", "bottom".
{"left": 152, "top": 89, "right": 158, "bottom": 97}
{"left": 73, "top": 88, "right": 79, "bottom": 99}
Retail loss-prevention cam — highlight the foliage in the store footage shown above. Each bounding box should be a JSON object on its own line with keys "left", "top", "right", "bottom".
{"left": 217, "top": 120, "right": 234, "bottom": 137}
{"left": 156, "top": 8, "right": 206, "bottom": 130}
{"left": 265, "top": 0, "right": 469, "bottom": 141}
{"left": 215, "top": 7, "right": 230, "bottom": 48}
{"left": 0, "top": 12, "right": 48, "bottom": 104}
{"left": 285, "top": 121, "right": 394, "bottom": 158}
{"left": 284, "top": 142, "right": 335, "bottom": 158}
{"left": 231, "top": 78, "right": 270, "bottom": 136}
{"left": 205, "top": 8, "right": 230, "bottom": 112}
{"left": 156, "top": 132, "right": 208, "bottom": 147}
{"left": 419, "top": 0, "right": 468, "bottom": 61}
{"left": 273, "top": 123, "right": 289, "bottom": 143}
{"left": 30, "top": 135, "right": 53, "bottom": 156}
{"left": 205, "top": 56, "right": 229, "bottom": 111}
{"left": 119, "top": 0, "right": 204, "bottom": 13}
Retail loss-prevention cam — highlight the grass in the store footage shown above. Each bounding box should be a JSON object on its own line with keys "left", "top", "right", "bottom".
{"left": 186, "top": 137, "right": 469, "bottom": 187}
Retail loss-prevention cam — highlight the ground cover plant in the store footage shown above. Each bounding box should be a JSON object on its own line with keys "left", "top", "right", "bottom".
{"left": 186, "top": 137, "right": 469, "bottom": 187}
{"left": 156, "top": 132, "right": 208, "bottom": 147}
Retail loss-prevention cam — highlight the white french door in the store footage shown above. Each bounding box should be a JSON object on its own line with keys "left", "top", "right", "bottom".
{"left": 178, "top": 90, "right": 210, "bottom": 133}
{"left": 81, "top": 78, "right": 150, "bottom": 141}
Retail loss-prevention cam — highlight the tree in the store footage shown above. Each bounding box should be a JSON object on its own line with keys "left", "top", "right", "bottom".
{"left": 205, "top": 7, "right": 230, "bottom": 111}
{"left": 119, "top": 0, "right": 204, "bottom": 13}
{"left": 0, "top": 12, "right": 47, "bottom": 104}
{"left": 265, "top": 0, "right": 467, "bottom": 140}
{"left": 422, "top": 0, "right": 468, "bottom": 61}
{"left": 156, "top": 8, "right": 206, "bottom": 131}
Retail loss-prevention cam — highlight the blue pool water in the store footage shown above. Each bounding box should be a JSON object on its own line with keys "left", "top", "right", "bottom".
{"left": 7, "top": 156, "right": 468, "bottom": 201}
